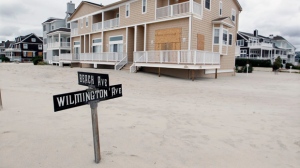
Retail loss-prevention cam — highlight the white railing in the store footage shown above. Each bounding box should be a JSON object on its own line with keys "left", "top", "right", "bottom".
{"left": 71, "top": 28, "right": 78, "bottom": 36}
{"left": 92, "top": 22, "right": 103, "bottom": 32}
{"left": 80, "top": 52, "right": 125, "bottom": 62}
{"left": 248, "top": 42, "right": 273, "bottom": 48}
{"left": 193, "top": 2, "right": 202, "bottom": 16}
{"left": 10, "top": 56, "right": 21, "bottom": 62}
{"left": 134, "top": 50, "right": 220, "bottom": 65}
{"left": 115, "top": 55, "right": 128, "bottom": 70}
{"left": 5, "top": 48, "right": 21, "bottom": 52}
{"left": 103, "top": 18, "right": 119, "bottom": 29}
{"left": 48, "top": 42, "right": 70, "bottom": 48}
{"left": 52, "top": 56, "right": 59, "bottom": 62}
{"left": 60, "top": 53, "right": 74, "bottom": 61}
{"left": 156, "top": 2, "right": 190, "bottom": 19}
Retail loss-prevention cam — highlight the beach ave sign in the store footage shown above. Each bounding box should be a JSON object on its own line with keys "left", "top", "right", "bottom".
{"left": 52, "top": 72, "right": 122, "bottom": 163}
{"left": 53, "top": 84, "right": 122, "bottom": 112}
{"left": 78, "top": 71, "right": 109, "bottom": 88}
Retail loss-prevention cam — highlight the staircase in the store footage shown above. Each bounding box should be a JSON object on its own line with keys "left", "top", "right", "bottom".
{"left": 121, "top": 62, "right": 133, "bottom": 71}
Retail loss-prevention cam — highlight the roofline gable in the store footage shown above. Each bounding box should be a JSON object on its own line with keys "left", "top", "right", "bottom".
{"left": 68, "top": 1, "right": 103, "bottom": 21}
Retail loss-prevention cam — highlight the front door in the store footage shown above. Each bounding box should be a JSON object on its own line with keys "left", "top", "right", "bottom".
{"left": 74, "top": 47, "right": 80, "bottom": 60}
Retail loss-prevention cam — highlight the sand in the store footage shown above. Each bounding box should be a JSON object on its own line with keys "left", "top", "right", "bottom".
{"left": 0, "top": 63, "right": 299, "bottom": 168}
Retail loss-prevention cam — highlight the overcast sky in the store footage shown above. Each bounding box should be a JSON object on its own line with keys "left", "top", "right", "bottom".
{"left": 0, "top": 0, "right": 299, "bottom": 50}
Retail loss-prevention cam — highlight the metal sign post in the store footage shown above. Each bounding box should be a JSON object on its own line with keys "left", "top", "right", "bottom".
{"left": 53, "top": 72, "right": 122, "bottom": 164}
{"left": 246, "top": 64, "right": 249, "bottom": 76}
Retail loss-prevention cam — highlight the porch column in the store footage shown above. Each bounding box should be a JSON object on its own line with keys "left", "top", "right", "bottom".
{"left": 219, "top": 24, "right": 223, "bottom": 54}
{"left": 188, "top": 16, "right": 192, "bottom": 50}
{"left": 144, "top": 24, "right": 147, "bottom": 51}
{"left": 102, "top": 12, "right": 104, "bottom": 30}
{"left": 260, "top": 49, "right": 262, "bottom": 59}
{"left": 190, "top": 0, "right": 193, "bottom": 13}
{"left": 84, "top": 35, "right": 86, "bottom": 53}
{"left": 89, "top": 34, "right": 91, "bottom": 53}
{"left": 126, "top": 27, "right": 128, "bottom": 53}
{"left": 59, "top": 33, "right": 61, "bottom": 48}
{"left": 134, "top": 25, "right": 137, "bottom": 52}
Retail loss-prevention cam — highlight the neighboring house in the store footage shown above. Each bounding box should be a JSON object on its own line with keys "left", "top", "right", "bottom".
{"left": 236, "top": 30, "right": 297, "bottom": 67}
{"left": 4, "top": 33, "right": 43, "bottom": 62}
{"left": 42, "top": 1, "right": 75, "bottom": 63}
{"left": 0, "top": 40, "right": 14, "bottom": 56}
{"left": 62, "top": 0, "right": 242, "bottom": 79}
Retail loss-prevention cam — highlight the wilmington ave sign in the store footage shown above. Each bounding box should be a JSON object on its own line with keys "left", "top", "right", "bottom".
{"left": 52, "top": 72, "right": 122, "bottom": 163}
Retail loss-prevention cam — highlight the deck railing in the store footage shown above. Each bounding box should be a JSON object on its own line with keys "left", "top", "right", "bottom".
{"left": 92, "top": 22, "right": 103, "bottom": 32}
{"left": 156, "top": 2, "right": 202, "bottom": 19}
{"left": 248, "top": 42, "right": 273, "bottom": 48}
{"left": 103, "top": 18, "right": 119, "bottom": 29}
{"left": 134, "top": 50, "right": 220, "bottom": 65}
{"left": 115, "top": 55, "right": 128, "bottom": 70}
{"left": 48, "top": 42, "right": 70, "bottom": 48}
{"left": 80, "top": 52, "right": 126, "bottom": 62}
{"left": 52, "top": 56, "right": 59, "bottom": 62}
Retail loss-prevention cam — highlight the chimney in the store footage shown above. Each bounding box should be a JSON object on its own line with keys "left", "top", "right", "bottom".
{"left": 254, "top": 29, "right": 258, "bottom": 37}
{"left": 269, "top": 34, "right": 274, "bottom": 39}
{"left": 67, "top": 1, "right": 75, "bottom": 14}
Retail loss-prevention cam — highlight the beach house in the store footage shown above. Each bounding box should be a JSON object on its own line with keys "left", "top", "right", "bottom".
{"left": 63, "top": 0, "right": 242, "bottom": 79}
{"left": 42, "top": 1, "right": 75, "bottom": 64}
{"left": 236, "top": 30, "right": 297, "bottom": 68}
{"left": 4, "top": 33, "right": 43, "bottom": 62}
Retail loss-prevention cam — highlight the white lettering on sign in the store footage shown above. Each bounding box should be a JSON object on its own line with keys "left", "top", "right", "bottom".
{"left": 79, "top": 74, "right": 95, "bottom": 85}
{"left": 97, "top": 76, "right": 108, "bottom": 88}
{"left": 56, "top": 89, "right": 109, "bottom": 108}
{"left": 111, "top": 87, "right": 122, "bottom": 97}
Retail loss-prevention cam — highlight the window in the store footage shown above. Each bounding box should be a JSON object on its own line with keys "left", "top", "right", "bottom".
{"left": 241, "top": 50, "right": 247, "bottom": 57}
{"left": 214, "top": 29, "right": 219, "bottom": 44}
{"left": 232, "top": 9, "right": 236, "bottom": 22}
{"left": 31, "top": 38, "right": 36, "bottom": 42}
{"left": 110, "top": 36, "right": 123, "bottom": 41}
{"left": 51, "top": 25, "right": 54, "bottom": 30}
{"left": 86, "top": 17, "right": 89, "bottom": 27}
{"left": 219, "top": 1, "right": 222, "bottom": 16}
{"left": 33, "top": 52, "right": 36, "bottom": 57}
{"left": 43, "top": 25, "right": 46, "bottom": 31}
{"left": 205, "top": 0, "right": 211, "bottom": 10}
{"left": 223, "top": 30, "right": 228, "bottom": 45}
{"left": 38, "top": 45, "right": 42, "bottom": 50}
{"left": 236, "top": 39, "right": 244, "bottom": 46}
{"left": 23, "top": 44, "right": 28, "bottom": 49}
{"left": 125, "top": 4, "right": 130, "bottom": 17}
{"left": 92, "top": 39, "right": 102, "bottom": 53}
{"left": 142, "top": 0, "right": 147, "bottom": 13}
{"left": 23, "top": 51, "right": 27, "bottom": 57}
{"left": 116, "top": 13, "right": 119, "bottom": 18}
{"left": 74, "top": 41, "right": 80, "bottom": 46}
{"left": 229, "top": 34, "right": 233, "bottom": 45}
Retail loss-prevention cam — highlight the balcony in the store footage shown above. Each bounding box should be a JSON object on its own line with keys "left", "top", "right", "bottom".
{"left": 92, "top": 22, "right": 103, "bottom": 32}
{"left": 133, "top": 50, "right": 220, "bottom": 70}
{"left": 5, "top": 48, "right": 21, "bottom": 52}
{"left": 156, "top": 1, "right": 202, "bottom": 19}
{"left": 47, "top": 42, "right": 70, "bottom": 49}
{"left": 248, "top": 42, "right": 273, "bottom": 48}
{"left": 103, "top": 18, "right": 119, "bottom": 29}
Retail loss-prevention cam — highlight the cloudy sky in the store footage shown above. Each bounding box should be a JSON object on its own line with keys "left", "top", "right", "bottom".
{"left": 0, "top": 0, "right": 299, "bottom": 50}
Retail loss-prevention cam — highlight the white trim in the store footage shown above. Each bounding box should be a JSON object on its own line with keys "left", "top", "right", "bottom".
{"left": 142, "top": 0, "right": 147, "bottom": 14}
{"left": 125, "top": 3, "right": 130, "bottom": 18}
{"left": 205, "top": 69, "right": 233, "bottom": 74}
{"left": 144, "top": 24, "right": 147, "bottom": 51}
{"left": 134, "top": 25, "right": 137, "bottom": 51}
{"left": 126, "top": 27, "right": 128, "bottom": 53}
{"left": 188, "top": 16, "right": 192, "bottom": 50}
{"left": 212, "top": 24, "right": 215, "bottom": 52}
{"left": 219, "top": 24, "right": 223, "bottom": 53}
{"left": 213, "top": 28, "right": 220, "bottom": 45}
{"left": 204, "top": 0, "right": 211, "bottom": 11}
{"left": 231, "top": 9, "right": 236, "bottom": 23}
{"left": 219, "top": 1, "right": 222, "bottom": 16}
{"left": 84, "top": 35, "right": 86, "bottom": 52}
{"left": 229, "top": 33, "right": 233, "bottom": 46}
{"left": 155, "top": 0, "right": 157, "bottom": 20}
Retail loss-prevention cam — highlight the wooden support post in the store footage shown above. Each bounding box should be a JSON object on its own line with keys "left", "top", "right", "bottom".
{"left": 158, "top": 67, "right": 161, "bottom": 77}
{"left": 0, "top": 89, "right": 3, "bottom": 110}
{"left": 233, "top": 67, "right": 236, "bottom": 76}
{"left": 215, "top": 69, "right": 218, "bottom": 79}
{"left": 90, "top": 101, "right": 101, "bottom": 163}
{"left": 188, "top": 70, "right": 190, "bottom": 79}
{"left": 192, "top": 70, "right": 195, "bottom": 81}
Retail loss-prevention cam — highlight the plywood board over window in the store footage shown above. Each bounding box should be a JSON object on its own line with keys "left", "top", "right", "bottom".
{"left": 197, "top": 34, "right": 205, "bottom": 50}
{"left": 155, "top": 28, "right": 182, "bottom": 51}
{"left": 27, "top": 52, "right": 33, "bottom": 57}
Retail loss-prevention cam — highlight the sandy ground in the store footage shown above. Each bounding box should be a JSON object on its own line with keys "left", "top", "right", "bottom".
{"left": 0, "top": 63, "right": 299, "bottom": 168}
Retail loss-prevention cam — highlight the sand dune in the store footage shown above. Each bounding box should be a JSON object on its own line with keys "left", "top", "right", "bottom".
{"left": 0, "top": 63, "right": 299, "bottom": 168}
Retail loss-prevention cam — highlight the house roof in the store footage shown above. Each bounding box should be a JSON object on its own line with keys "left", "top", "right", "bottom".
{"left": 273, "top": 36, "right": 285, "bottom": 40}
{"left": 47, "top": 28, "right": 71, "bottom": 34}
{"left": 212, "top": 17, "right": 235, "bottom": 28}
{"left": 43, "top": 18, "right": 64, "bottom": 24}
{"left": 235, "top": 0, "right": 243, "bottom": 11}
{"left": 238, "top": 31, "right": 269, "bottom": 39}
{"left": 68, "top": 1, "right": 104, "bottom": 20}
{"left": 212, "top": 17, "right": 229, "bottom": 21}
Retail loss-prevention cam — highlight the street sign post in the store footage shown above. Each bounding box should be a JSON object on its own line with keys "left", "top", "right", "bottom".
{"left": 53, "top": 72, "right": 122, "bottom": 163}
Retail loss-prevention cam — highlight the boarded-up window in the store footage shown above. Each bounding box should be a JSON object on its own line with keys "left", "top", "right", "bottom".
{"left": 197, "top": 34, "right": 205, "bottom": 50}
{"left": 155, "top": 28, "right": 182, "bottom": 51}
